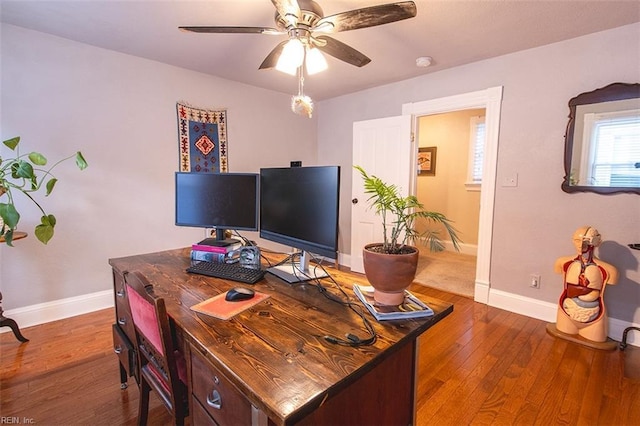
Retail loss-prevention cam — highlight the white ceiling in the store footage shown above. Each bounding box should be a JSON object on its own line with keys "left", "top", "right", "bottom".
{"left": 1, "top": 0, "right": 639, "bottom": 100}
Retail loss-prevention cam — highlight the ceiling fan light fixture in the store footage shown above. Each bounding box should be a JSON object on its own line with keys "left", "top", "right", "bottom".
{"left": 276, "top": 38, "right": 305, "bottom": 75}
{"left": 305, "top": 47, "right": 328, "bottom": 75}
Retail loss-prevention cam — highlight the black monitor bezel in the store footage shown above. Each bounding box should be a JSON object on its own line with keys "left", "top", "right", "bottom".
{"left": 259, "top": 166, "right": 340, "bottom": 260}
{"left": 174, "top": 171, "right": 259, "bottom": 232}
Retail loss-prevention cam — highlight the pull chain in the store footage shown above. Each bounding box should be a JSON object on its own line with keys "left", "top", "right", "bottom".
{"left": 291, "top": 65, "right": 313, "bottom": 117}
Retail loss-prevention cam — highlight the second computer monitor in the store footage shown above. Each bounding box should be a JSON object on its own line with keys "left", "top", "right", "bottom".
{"left": 260, "top": 165, "right": 340, "bottom": 282}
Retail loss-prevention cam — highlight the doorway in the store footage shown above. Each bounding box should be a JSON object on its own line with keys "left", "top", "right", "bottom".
{"left": 403, "top": 86, "right": 503, "bottom": 304}
{"left": 413, "top": 109, "right": 484, "bottom": 298}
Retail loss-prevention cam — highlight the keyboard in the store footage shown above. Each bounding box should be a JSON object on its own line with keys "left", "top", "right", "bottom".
{"left": 186, "top": 261, "right": 265, "bottom": 284}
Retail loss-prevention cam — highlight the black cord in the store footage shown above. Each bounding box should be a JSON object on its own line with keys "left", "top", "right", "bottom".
{"left": 231, "top": 230, "right": 254, "bottom": 247}
{"left": 255, "top": 248, "right": 377, "bottom": 347}
{"left": 302, "top": 253, "right": 377, "bottom": 347}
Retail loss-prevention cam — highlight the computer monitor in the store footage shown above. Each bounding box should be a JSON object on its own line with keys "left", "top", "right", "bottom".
{"left": 259, "top": 166, "right": 340, "bottom": 282}
{"left": 175, "top": 172, "right": 259, "bottom": 246}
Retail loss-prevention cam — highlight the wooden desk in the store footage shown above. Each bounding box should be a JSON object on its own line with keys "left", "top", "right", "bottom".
{"left": 109, "top": 248, "right": 453, "bottom": 425}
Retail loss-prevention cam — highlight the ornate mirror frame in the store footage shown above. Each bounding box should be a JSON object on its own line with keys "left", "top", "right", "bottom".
{"left": 562, "top": 82, "right": 640, "bottom": 194}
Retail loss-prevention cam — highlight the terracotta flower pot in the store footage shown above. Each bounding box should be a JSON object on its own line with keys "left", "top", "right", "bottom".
{"left": 362, "top": 243, "right": 419, "bottom": 306}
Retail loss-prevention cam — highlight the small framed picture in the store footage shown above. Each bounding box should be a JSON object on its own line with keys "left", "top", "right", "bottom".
{"left": 417, "top": 147, "right": 437, "bottom": 176}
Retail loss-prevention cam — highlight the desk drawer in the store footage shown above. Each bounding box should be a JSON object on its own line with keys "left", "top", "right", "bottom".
{"left": 191, "top": 348, "right": 252, "bottom": 426}
{"left": 112, "top": 323, "right": 134, "bottom": 377}
{"left": 192, "top": 397, "right": 219, "bottom": 426}
{"left": 113, "top": 272, "right": 136, "bottom": 342}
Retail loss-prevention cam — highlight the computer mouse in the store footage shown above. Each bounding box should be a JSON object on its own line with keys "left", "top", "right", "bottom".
{"left": 225, "top": 287, "right": 255, "bottom": 302}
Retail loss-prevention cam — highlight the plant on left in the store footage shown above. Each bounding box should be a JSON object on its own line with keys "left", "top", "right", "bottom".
{"left": 0, "top": 136, "right": 88, "bottom": 246}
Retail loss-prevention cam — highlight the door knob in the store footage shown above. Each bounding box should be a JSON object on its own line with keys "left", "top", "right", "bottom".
{"left": 352, "top": 198, "right": 358, "bottom": 204}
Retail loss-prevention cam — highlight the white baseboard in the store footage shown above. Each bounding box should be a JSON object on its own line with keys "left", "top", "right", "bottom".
{"left": 486, "top": 288, "right": 639, "bottom": 347}
{"left": 0, "top": 290, "right": 114, "bottom": 334}
{"left": 489, "top": 288, "right": 558, "bottom": 322}
{"left": 338, "top": 252, "right": 351, "bottom": 269}
{"left": 443, "top": 241, "right": 477, "bottom": 256}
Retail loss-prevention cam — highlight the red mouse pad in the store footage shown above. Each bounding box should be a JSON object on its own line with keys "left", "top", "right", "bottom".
{"left": 191, "top": 291, "right": 270, "bottom": 320}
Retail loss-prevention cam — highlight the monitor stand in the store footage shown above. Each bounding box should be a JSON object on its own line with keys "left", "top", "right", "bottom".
{"left": 267, "top": 251, "right": 329, "bottom": 283}
{"left": 198, "top": 227, "right": 240, "bottom": 247}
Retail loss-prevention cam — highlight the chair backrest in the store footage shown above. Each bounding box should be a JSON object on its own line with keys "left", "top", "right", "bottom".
{"left": 124, "top": 270, "right": 187, "bottom": 424}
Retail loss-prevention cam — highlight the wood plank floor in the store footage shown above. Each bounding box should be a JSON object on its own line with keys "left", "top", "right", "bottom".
{"left": 1, "top": 285, "right": 638, "bottom": 425}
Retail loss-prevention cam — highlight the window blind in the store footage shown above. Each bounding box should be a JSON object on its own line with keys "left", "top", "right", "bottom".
{"left": 588, "top": 112, "right": 640, "bottom": 187}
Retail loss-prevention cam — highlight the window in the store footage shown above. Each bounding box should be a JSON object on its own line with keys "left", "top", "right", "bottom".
{"left": 580, "top": 109, "right": 640, "bottom": 187}
{"left": 466, "top": 116, "right": 485, "bottom": 190}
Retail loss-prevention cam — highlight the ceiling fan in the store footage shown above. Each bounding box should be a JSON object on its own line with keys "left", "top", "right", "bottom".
{"left": 179, "top": 0, "right": 418, "bottom": 73}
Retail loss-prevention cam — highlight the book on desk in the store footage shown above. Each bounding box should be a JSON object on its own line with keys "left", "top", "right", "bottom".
{"left": 353, "top": 284, "right": 434, "bottom": 321}
{"left": 192, "top": 240, "right": 243, "bottom": 253}
{"left": 191, "top": 240, "right": 243, "bottom": 262}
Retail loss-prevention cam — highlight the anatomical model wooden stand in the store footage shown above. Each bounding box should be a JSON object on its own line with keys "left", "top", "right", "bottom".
{"left": 546, "top": 226, "right": 619, "bottom": 350}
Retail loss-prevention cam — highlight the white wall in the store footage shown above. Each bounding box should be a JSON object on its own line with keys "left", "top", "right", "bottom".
{"left": 0, "top": 24, "right": 317, "bottom": 311}
{"left": 317, "top": 23, "right": 640, "bottom": 326}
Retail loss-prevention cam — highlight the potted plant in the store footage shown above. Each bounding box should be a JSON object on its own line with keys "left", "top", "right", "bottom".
{"left": 354, "top": 165, "right": 461, "bottom": 305}
{"left": 0, "top": 136, "right": 88, "bottom": 246}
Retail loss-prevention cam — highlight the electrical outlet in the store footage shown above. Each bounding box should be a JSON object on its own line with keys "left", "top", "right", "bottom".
{"left": 530, "top": 274, "right": 541, "bottom": 289}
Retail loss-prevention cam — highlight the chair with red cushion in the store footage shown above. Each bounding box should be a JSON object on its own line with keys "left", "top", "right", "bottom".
{"left": 124, "top": 270, "right": 188, "bottom": 426}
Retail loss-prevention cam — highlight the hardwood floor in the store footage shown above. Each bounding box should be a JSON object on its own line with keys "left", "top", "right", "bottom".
{"left": 1, "top": 286, "right": 638, "bottom": 425}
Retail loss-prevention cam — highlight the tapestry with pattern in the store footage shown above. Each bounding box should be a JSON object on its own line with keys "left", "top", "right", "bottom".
{"left": 177, "top": 102, "right": 228, "bottom": 173}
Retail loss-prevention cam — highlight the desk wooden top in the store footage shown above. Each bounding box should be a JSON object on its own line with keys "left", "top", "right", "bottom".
{"left": 109, "top": 247, "right": 453, "bottom": 424}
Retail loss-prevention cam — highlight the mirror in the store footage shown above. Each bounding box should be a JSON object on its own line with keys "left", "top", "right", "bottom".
{"left": 562, "top": 82, "right": 640, "bottom": 194}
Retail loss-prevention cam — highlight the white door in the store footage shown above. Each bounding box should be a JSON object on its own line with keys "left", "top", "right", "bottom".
{"left": 350, "top": 115, "right": 413, "bottom": 273}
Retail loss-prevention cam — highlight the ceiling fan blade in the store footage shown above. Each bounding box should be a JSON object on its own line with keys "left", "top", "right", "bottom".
{"left": 314, "top": 36, "right": 371, "bottom": 68}
{"left": 314, "top": 1, "right": 417, "bottom": 33}
{"left": 259, "top": 40, "right": 289, "bottom": 70}
{"left": 179, "top": 26, "right": 283, "bottom": 35}
{"left": 271, "top": 0, "right": 301, "bottom": 28}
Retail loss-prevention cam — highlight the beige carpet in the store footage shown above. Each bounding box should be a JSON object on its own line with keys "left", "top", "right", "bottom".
{"left": 413, "top": 248, "right": 476, "bottom": 298}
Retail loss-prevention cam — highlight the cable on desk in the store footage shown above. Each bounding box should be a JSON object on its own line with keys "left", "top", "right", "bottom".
{"left": 301, "top": 253, "right": 377, "bottom": 347}
{"left": 251, "top": 248, "right": 377, "bottom": 347}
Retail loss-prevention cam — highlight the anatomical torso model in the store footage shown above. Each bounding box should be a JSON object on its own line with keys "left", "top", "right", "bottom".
{"left": 553, "top": 226, "right": 618, "bottom": 343}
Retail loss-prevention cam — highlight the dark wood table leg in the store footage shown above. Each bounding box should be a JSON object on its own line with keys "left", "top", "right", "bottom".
{"left": 119, "top": 362, "right": 129, "bottom": 389}
{"left": 0, "top": 291, "right": 29, "bottom": 342}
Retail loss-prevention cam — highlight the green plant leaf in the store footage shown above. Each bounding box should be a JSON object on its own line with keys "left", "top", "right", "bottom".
{"left": 28, "top": 152, "right": 47, "bottom": 166}
{"left": 0, "top": 203, "right": 20, "bottom": 228}
{"left": 34, "top": 214, "right": 56, "bottom": 244}
{"left": 11, "top": 160, "right": 35, "bottom": 180}
{"left": 75, "top": 151, "right": 88, "bottom": 170}
{"left": 3, "top": 136, "right": 20, "bottom": 151}
{"left": 45, "top": 178, "right": 58, "bottom": 196}
{"left": 43, "top": 214, "right": 56, "bottom": 226}
{"left": 2, "top": 229, "right": 14, "bottom": 246}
